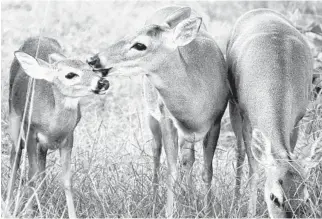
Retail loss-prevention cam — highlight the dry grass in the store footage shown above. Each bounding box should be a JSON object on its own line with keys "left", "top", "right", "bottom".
{"left": 1, "top": 1, "right": 321, "bottom": 218}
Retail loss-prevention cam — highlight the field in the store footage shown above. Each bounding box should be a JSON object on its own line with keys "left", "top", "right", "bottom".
{"left": 1, "top": 1, "right": 322, "bottom": 218}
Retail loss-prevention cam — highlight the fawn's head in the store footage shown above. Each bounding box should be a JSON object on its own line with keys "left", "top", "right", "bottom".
{"left": 251, "top": 128, "right": 321, "bottom": 217}
{"left": 87, "top": 6, "right": 202, "bottom": 77}
{"left": 15, "top": 51, "right": 109, "bottom": 97}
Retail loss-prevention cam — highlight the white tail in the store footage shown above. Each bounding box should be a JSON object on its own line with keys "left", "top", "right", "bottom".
{"left": 7, "top": 37, "right": 109, "bottom": 218}
{"left": 87, "top": 6, "right": 229, "bottom": 217}
{"left": 226, "top": 9, "right": 320, "bottom": 218}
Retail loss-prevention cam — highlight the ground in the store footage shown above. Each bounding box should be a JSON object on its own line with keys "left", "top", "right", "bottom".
{"left": 1, "top": 1, "right": 321, "bottom": 218}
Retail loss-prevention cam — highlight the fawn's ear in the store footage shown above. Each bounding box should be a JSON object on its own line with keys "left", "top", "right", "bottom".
{"left": 48, "top": 53, "right": 66, "bottom": 64}
{"left": 15, "top": 51, "right": 55, "bottom": 82}
{"left": 173, "top": 17, "right": 202, "bottom": 46}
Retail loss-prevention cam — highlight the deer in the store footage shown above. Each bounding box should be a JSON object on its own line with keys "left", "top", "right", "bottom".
{"left": 6, "top": 36, "right": 109, "bottom": 218}
{"left": 227, "top": 8, "right": 321, "bottom": 218}
{"left": 87, "top": 6, "right": 229, "bottom": 217}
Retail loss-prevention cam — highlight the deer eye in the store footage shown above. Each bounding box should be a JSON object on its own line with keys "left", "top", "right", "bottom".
{"left": 65, "top": 72, "right": 78, "bottom": 79}
{"left": 131, "top": 43, "right": 147, "bottom": 51}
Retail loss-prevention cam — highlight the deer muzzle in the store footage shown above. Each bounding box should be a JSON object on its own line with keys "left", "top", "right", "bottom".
{"left": 93, "top": 78, "right": 109, "bottom": 94}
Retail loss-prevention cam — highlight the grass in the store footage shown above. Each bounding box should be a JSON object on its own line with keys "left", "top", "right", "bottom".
{"left": 1, "top": 1, "right": 322, "bottom": 218}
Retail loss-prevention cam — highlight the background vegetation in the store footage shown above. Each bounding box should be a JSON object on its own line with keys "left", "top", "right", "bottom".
{"left": 1, "top": 1, "right": 321, "bottom": 218}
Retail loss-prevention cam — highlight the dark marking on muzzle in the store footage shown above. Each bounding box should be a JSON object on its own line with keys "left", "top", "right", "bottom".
{"left": 270, "top": 193, "right": 285, "bottom": 209}
{"left": 87, "top": 55, "right": 100, "bottom": 68}
{"left": 93, "top": 78, "right": 109, "bottom": 94}
{"left": 87, "top": 55, "right": 112, "bottom": 77}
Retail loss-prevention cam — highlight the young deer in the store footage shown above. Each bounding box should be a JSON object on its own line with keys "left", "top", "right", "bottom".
{"left": 87, "top": 6, "right": 229, "bottom": 217}
{"left": 227, "top": 9, "right": 321, "bottom": 217}
{"left": 7, "top": 37, "right": 109, "bottom": 218}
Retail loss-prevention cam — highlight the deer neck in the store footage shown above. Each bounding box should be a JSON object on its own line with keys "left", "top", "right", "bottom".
{"left": 146, "top": 48, "right": 201, "bottom": 128}
{"left": 147, "top": 49, "right": 195, "bottom": 97}
{"left": 51, "top": 85, "right": 80, "bottom": 113}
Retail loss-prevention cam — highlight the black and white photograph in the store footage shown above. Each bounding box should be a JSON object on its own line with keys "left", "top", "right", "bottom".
{"left": 1, "top": 1, "right": 321, "bottom": 218}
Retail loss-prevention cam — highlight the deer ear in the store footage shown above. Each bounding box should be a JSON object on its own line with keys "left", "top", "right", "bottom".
{"left": 163, "top": 7, "right": 191, "bottom": 29}
{"left": 14, "top": 51, "right": 55, "bottom": 82}
{"left": 48, "top": 53, "right": 66, "bottom": 64}
{"left": 173, "top": 17, "right": 202, "bottom": 47}
{"left": 251, "top": 128, "right": 272, "bottom": 164}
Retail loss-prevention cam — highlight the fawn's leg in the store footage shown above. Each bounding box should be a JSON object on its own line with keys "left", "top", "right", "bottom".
{"left": 26, "top": 131, "right": 39, "bottom": 213}
{"left": 60, "top": 134, "right": 76, "bottom": 218}
{"left": 37, "top": 145, "right": 48, "bottom": 198}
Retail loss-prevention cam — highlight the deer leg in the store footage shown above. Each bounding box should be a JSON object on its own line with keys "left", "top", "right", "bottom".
{"left": 180, "top": 139, "right": 195, "bottom": 191}
{"left": 242, "top": 118, "right": 259, "bottom": 217}
{"left": 59, "top": 134, "right": 76, "bottom": 219}
{"left": 37, "top": 145, "right": 47, "bottom": 198}
{"left": 161, "top": 117, "right": 178, "bottom": 218}
{"left": 178, "top": 138, "right": 195, "bottom": 210}
{"left": 6, "top": 115, "right": 23, "bottom": 208}
{"left": 148, "top": 115, "right": 162, "bottom": 206}
{"left": 26, "top": 131, "right": 39, "bottom": 214}
{"left": 202, "top": 121, "right": 221, "bottom": 216}
{"left": 25, "top": 139, "right": 47, "bottom": 215}
{"left": 229, "top": 101, "right": 246, "bottom": 211}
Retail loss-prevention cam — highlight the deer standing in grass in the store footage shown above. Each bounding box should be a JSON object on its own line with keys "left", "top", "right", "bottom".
{"left": 7, "top": 37, "right": 109, "bottom": 218}
{"left": 87, "top": 6, "right": 229, "bottom": 217}
{"left": 227, "top": 9, "right": 321, "bottom": 218}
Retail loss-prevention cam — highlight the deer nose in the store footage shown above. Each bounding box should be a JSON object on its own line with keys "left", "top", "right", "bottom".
{"left": 97, "top": 78, "right": 109, "bottom": 90}
{"left": 87, "top": 55, "right": 100, "bottom": 68}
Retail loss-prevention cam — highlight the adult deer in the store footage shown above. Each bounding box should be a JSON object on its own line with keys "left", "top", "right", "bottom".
{"left": 227, "top": 9, "right": 321, "bottom": 217}
{"left": 7, "top": 37, "right": 109, "bottom": 218}
{"left": 87, "top": 6, "right": 229, "bottom": 217}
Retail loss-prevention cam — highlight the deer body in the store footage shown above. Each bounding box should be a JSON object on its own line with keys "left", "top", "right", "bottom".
{"left": 10, "top": 38, "right": 82, "bottom": 149}
{"left": 7, "top": 37, "right": 109, "bottom": 218}
{"left": 88, "top": 6, "right": 229, "bottom": 216}
{"left": 144, "top": 32, "right": 227, "bottom": 141}
{"left": 11, "top": 78, "right": 81, "bottom": 150}
{"left": 142, "top": 7, "right": 227, "bottom": 140}
{"left": 227, "top": 9, "right": 313, "bottom": 217}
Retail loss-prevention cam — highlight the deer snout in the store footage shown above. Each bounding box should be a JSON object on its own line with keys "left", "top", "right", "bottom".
{"left": 93, "top": 78, "right": 109, "bottom": 94}
{"left": 98, "top": 78, "right": 109, "bottom": 89}
{"left": 87, "top": 55, "right": 100, "bottom": 68}
{"left": 87, "top": 55, "right": 112, "bottom": 77}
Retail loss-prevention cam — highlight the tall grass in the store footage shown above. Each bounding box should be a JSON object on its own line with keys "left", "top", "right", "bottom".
{"left": 1, "top": 1, "right": 321, "bottom": 218}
